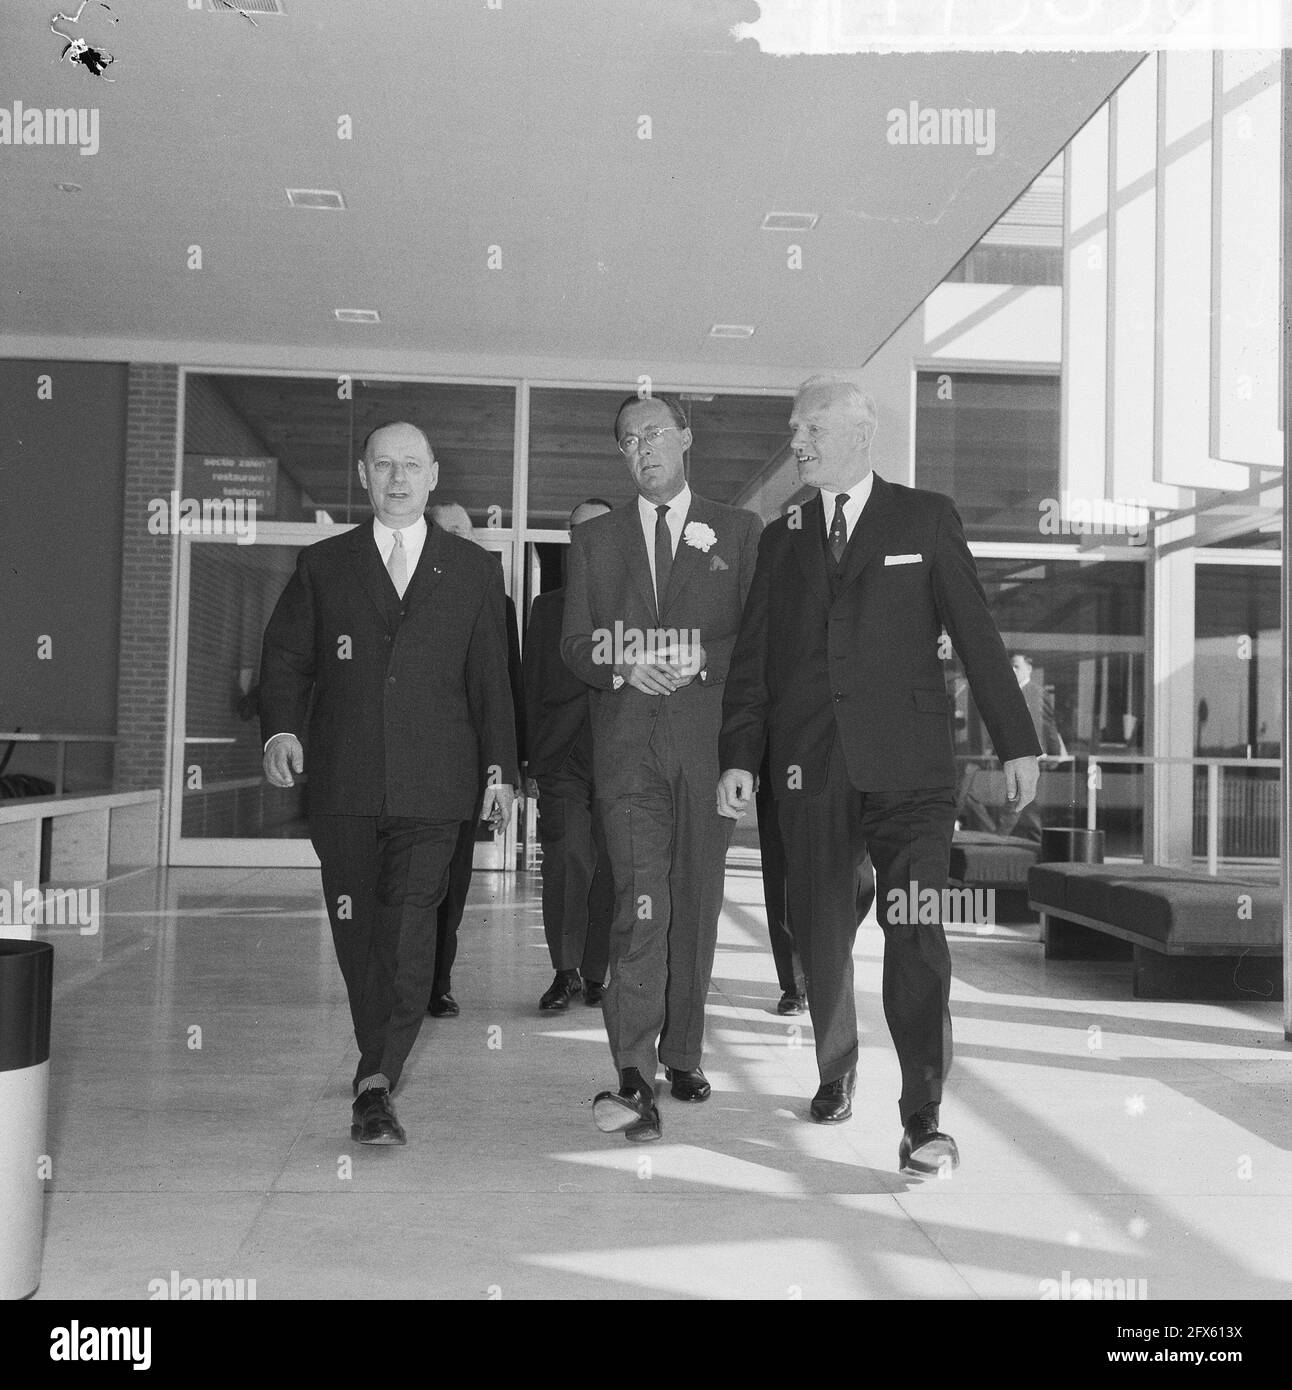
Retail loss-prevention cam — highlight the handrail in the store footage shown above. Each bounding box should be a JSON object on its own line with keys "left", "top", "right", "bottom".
{"left": 1083, "top": 752, "right": 1280, "bottom": 875}
{"left": 0, "top": 733, "right": 119, "bottom": 796}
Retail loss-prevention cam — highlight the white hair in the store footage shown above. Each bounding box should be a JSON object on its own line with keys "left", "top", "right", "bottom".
{"left": 795, "top": 376, "right": 878, "bottom": 435}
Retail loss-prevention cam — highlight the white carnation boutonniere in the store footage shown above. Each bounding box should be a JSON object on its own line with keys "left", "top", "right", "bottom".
{"left": 683, "top": 521, "right": 718, "bottom": 553}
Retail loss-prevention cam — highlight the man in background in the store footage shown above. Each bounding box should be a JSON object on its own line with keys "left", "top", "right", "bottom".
{"left": 523, "top": 498, "right": 615, "bottom": 1012}
{"left": 1000, "top": 652, "right": 1068, "bottom": 841}
{"left": 424, "top": 501, "right": 525, "bottom": 1018}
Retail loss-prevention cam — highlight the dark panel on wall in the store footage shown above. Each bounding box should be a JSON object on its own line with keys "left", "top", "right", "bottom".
{"left": 0, "top": 360, "right": 128, "bottom": 788}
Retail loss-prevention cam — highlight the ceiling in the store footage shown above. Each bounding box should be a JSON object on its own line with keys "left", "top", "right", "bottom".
{"left": 0, "top": 3, "right": 1142, "bottom": 380}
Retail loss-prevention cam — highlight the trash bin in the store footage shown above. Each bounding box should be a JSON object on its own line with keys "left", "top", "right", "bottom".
{"left": 0, "top": 940, "right": 53, "bottom": 1300}
{"left": 1040, "top": 826, "right": 1105, "bottom": 864}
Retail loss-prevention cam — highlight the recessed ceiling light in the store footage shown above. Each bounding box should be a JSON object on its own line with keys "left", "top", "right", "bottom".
{"left": 287, "top": 188, "right": 345, "bottom": 210}
{"left": 56, "top": 182, "right": 82, "bottom": 193}
{"left": 708, "top": 324, "right": 756, "bottom": 339}
{"left": 334, "top": 308, "right": 380, "bottom": 324}
{"left": 761, "top": 212, "right": 819, "bottom": 231}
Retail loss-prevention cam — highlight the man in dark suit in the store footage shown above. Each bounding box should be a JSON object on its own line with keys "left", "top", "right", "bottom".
{"left": 422, "top": 501, "right": 526, "bottom": 1019}
{"left": 523, "top": 497, "right": 614, "bottom": 1012}
{"left": 718, "top": 378, "right": 1039, "bottom": 1173}
{"left": 260, "top": 422, "right": 517, "bottom": 1146}
{"left": 756, "top": 749, "right": 876, "bottom": 1015}
{"left": 562, "top": 395, "right": 762, "bottom": 1142}
{"left": 998, "top": 652, "right": 1068, "bottom": 842}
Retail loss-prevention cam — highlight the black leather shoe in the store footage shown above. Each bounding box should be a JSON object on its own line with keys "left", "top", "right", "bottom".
{"left": 583, "top": 980, "right": 606, "bottom": 1006}
{"left": 539, "top": 970, "right": 582, "bottom": 1012}
{"left": 810, "top": 1068, "right": 856, "bottom": 1123}
{"left": 899, "top": 1102, "right": 960, "bottom": 1175}
{"left": 776, "top": 991, "right": 807, "bottom": 1016}
{"left": 427, "top": 992, "right": 459, "bottom": 1017}
{"left": 350, "top": 1088, "right": 406, "bottom": 1145}
{"left": 593, "top": 1068, "right": 661, "bottom": 1143}
{"left": 664, "top": 1066, "right": 711, "bottom": 1102}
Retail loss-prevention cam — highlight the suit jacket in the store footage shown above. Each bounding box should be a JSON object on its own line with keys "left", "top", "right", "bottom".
{"left": 258, "top": 520, "right": 518, "bottom": 821}
{"left": 522, "top": 586, "right": 592, "bottom": 781}
{"left": 561, "top": 493, "right": 762, "bottom": 799}
{"left": 720, "top": 476, "right": 1040, "bottom": 795}
{"left": 1021, "top": 679, "right": 1066, "bottom": 758}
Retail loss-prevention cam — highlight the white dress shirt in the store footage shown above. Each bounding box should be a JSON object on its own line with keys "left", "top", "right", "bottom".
{"left": 637, "top": 484, "right": 692, "bottom": 597}
{"left": 819, "top": 471, "right": 874, "bottom": 546}
{"left": 373, "top": 514, "right": 428, "bottom": 579}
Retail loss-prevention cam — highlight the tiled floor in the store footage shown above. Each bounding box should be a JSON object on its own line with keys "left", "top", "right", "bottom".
{"left": 28, "top": 861, "right": 1292, "bottom": 1300}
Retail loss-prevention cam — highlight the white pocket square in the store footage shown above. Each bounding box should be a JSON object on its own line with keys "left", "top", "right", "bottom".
{"left": 884, "top": 553, "right": 923, "bottom": 566}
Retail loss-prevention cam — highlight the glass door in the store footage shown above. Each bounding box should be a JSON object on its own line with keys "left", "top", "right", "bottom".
{"left": 169, "top": 526, "right": 519, "bottom": 868}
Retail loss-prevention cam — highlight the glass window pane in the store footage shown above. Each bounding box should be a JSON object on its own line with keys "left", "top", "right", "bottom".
{"left": 946, "top": 557, "right": 1147, "bottom": 857}
{"left": 526, "top": 387, "right": 791, "bottom": 528}
{"left": 915, "top": 371, "right": 1061, "bottom": 542}
{"left": 181, "top": 541, "right": 308, "bottom": 840}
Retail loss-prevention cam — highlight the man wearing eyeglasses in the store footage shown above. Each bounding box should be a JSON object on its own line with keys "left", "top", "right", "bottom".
{"left": 561, "top": 394, "right": 762, "bottom": 1142}
{"left": 259, "top": 421, "right": 518, "bottom": 1148}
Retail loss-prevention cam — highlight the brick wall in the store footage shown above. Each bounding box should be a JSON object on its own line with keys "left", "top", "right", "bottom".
{"left": 114, "top": 364, "right": 180, "bottom": 800}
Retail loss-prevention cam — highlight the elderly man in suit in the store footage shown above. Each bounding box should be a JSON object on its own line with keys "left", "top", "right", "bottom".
{"left": 562, "top": 394, "right": 761, "bottom": 1142}
{"left": 260, "top": 422, "right": 517, "bottom": 1147}
{"left": 718, "top": 378, "right": 1039, "bottom": 1173}
{"left": 524, "top": 497, "right": 615, "bottom": 1012}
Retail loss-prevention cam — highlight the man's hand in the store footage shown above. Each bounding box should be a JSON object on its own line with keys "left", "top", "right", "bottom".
{"left": 481, "top": 783, "right": 517, "bottom": 832}
{"left": 660, "top": 642, "right": 706, "bottom": 690}
{"left": 617, "top": 660, "right": 684, "bottom": 696}
{"left": 1003, "top": 755, "right": 1040, "bottom": 811}
{"left": 717, "top": 768, "right": 754, "bottom": 820}
{"left": 263, "top": 734, "right": 304, "bottom": 788}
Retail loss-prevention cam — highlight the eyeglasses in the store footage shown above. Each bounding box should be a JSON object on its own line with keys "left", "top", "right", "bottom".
{"left": 618, "top": 425, "right": 683, "bottom": 456}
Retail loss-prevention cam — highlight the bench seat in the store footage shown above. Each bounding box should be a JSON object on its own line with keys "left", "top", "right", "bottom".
{"left": 1027, "top": 862, "right": 1282, "bottom": 999}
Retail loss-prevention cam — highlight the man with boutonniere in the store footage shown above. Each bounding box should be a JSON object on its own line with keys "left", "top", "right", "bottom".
{"left": 562, "top": 394, "right": 762, "bottom": 1142}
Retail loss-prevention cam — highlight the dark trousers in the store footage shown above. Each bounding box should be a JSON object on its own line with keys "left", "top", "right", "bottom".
{"left": 431, "top": 810, "right": 480, "bottom": 996}
{"left": 778, "top": 741, "right": 956, "bottom": 1122}
{"left": 310, "top": 811, "right": 460, "bottom": 1092}
{"left": 757, "top": 769, "right": 877, "bottom": 997}
{"left": 536, "top": 747, "right": 612, "bottom": 982}
{"left": 599, "top": 716, "right": 733, "bottom": 1080}
{"left": 756, "top": 773, "right": 801, "bottom": 996}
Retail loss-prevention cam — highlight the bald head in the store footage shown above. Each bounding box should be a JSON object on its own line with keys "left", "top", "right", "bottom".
{"left": 430, "top": 502, "right": 475, "bottom": 542}
{"left": 357, "top": 420, "right": 437, "bottom": 528}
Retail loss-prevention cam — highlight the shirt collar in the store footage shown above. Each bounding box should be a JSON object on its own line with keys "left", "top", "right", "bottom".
{"left": 638, "top": 483, "right": 691, "bottom": 523}
{"left": 819, "top": 471, "right": 874, "bottom": 515}
{"left": 372, "top": 514, "right": 428, "bottom": 549}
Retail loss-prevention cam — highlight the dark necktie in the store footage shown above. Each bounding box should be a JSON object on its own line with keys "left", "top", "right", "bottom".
{"left": 828, "top": 493, "right": 850, "bottom": 565}
{"left": 654, "top": 504, "right": 673, "bottom": 615}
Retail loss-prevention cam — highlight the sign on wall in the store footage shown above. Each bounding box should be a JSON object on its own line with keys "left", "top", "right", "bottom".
{"left": 182, "top": 455, "right": 278, "bottom": 514}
